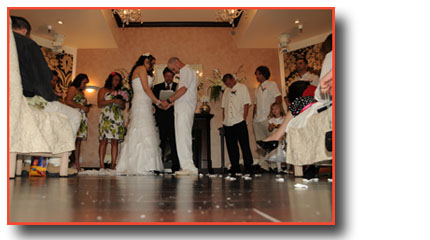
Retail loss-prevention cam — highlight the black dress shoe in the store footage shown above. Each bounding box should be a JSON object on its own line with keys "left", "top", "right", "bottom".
{"left": 303, "top": 166, "right": 320, "bottom": 179}
{"left": 243, "top": 166, "right": 254, "bottom": 175}
{"left": 257, "top": 140, "right": 279, "bottom": 153}
{"left": 227, "top": 168, "right": 239, "bottom": 175}
{"left": 171, "top": 166, "right": 180, "bottom": 173}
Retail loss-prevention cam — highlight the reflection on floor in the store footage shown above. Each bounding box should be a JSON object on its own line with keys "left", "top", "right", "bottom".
{"left": 9, "top": 174, "right": 332, "bottom": 223}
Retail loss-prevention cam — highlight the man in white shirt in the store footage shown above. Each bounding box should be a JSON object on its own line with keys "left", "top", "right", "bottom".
{"left": 253, "top": 66, "right": 282, "bottom": 171}
{"left": 221, "top": 74, "right": 254, "bottom": 175}
{"left": 293, "top": 57, "right": 320, "bottom": 86}
{"left": 165, "top": 57, "right": 198, "bottom": 176}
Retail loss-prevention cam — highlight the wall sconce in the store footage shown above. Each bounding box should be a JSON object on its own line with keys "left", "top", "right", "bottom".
{"left": 85, "top": 85, "right": 100, "bottom": 93}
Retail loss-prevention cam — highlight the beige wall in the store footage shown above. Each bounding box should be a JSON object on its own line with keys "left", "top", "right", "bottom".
{"left": 75, "top": 27, "right": 281, "bottom": 168}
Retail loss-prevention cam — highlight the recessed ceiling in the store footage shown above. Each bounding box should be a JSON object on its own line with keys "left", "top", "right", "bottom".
{"left": 8, "top": 9, "right": 333, "bottom": 50}
{"left": 234, "top": 9, "right": 333, "bottom": 49}
{"left": 112, "top": 9, "right": 243, "bottom": 28}
{"left": 9, "top": 9, "right": 118, "bottom": 49}
{"left": 117, "top": 9, "right": 223, "bottom": 22}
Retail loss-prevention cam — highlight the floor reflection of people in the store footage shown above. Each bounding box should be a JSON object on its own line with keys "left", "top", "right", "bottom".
{"left": 287, "top": 180, "right": 332, "bottom": 222}
{"left": 116, "top": 176, "right": 162, "bottom": 222}
{"left": 174, "top": 177, "right": 197, "bottom": 222}
{"left": 160, "top": 176, "right": 178, "bottom": 221}
{"left": 10, "top": 178, "right": 74, "bottom": 222}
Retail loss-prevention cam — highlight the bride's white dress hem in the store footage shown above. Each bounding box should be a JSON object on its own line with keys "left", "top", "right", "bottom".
{"left": 115, "top": 76, "right": 164, "bottom": 175}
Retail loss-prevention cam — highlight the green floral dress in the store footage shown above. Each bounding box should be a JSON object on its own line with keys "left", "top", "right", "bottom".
{"left": 72, "top": 92, "right": 88, "bottom": 140}
{"left": 98, "top": 92, "right": 126, "bottom": 142}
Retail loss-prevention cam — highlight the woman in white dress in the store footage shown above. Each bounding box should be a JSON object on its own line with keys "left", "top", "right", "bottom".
{"left": 115, "top": 54, "right": 165, "bottom": 175}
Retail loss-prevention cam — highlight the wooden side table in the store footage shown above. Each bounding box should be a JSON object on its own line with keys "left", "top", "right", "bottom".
{"left": 192, "top": 113, "right": 214, "bottom": 174}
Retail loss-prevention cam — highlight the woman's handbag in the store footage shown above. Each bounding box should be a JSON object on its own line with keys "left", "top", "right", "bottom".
{"left": 325, "top": 131, "right": 332, "bottom": 152}
{"left": 318, "top": 99, "right": 332, "bottom": 152}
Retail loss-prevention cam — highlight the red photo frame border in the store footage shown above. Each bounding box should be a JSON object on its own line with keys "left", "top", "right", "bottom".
{"left": 6, "top": 6, "right": 335, "bottom": 226}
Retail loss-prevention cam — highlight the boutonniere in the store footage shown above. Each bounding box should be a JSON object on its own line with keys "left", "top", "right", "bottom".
{"left": 231, "top": 89, "right": 237, "bottom": 95}
{"left": 260, "top": 85, "right": 266, "bottom": 91}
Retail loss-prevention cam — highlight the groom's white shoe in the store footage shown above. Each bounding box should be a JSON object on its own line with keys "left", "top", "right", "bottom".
{"left": 174, "top": 169, "right": 198, "bottom": 176}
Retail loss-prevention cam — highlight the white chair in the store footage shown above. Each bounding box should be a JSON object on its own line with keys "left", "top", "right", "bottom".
{"left": 9, "top": 19, "right": 75, "bottom": 178}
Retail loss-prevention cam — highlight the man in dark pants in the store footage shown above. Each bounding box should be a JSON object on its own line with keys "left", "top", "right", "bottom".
{"left": 221, "top": 74, "right": 254, "bottom": 175}
{"left": 152, "top": 67, "right": 180, "bottom": 172}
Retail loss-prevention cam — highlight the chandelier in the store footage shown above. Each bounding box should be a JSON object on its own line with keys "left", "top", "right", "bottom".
{"left": 215, "top": 9, "right": 245, "bottom": 28}
{"left": 112, "top": 9, "right": 144, "bottom": 27}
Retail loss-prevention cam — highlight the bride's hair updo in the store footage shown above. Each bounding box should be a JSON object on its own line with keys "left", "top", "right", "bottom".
{"left": 128, "top": 54, "right": 156, "bottom": 107}
{"left": 129, "top": 54, "right": 156, "bottom": 82}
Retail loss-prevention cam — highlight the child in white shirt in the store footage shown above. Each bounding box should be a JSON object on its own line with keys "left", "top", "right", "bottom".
{"left": 266, "top": 103, "right": 287, "bottom": 173}
{"left": 268, "top": 102, "right": 285, "bottom": 132}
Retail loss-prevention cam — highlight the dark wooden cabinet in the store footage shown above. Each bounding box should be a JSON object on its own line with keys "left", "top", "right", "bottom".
{"left": 192, "top": 113, "right": 214, "bottom": 174}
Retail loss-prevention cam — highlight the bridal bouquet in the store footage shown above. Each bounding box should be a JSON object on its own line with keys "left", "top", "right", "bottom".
{"left": 26, "top": 95, "right": 48, "bottom": 109}
{"left": 112, "top": 90, "right": 130, "bottom": 102}
{"left": 112, "top": 68, "right": 133, "bottom": 101}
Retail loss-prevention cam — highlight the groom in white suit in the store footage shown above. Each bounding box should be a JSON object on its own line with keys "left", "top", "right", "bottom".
{"left": 164, "top": 57, "right": 198, "bottom": 175}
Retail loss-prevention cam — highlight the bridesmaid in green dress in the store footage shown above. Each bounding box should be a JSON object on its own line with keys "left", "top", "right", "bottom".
{"left": 97, "top": 72, "right": 126, "bottom": 169}
{"left": 66, "top": 74, "right": 90, "bottom": 172}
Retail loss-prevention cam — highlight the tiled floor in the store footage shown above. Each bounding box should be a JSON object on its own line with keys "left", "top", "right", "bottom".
{"left": 9, "top": 173, "right": 332, "bottom": 223}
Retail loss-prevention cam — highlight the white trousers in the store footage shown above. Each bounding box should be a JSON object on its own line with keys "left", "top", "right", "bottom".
{"left": 26, "top": 101, "right": 80, "bottom": 166}
{"left": 253, "top": 120, "right": 273, "bottom": 170}
{"left": 174, "top": 105, "right": 197, "bottom": 171}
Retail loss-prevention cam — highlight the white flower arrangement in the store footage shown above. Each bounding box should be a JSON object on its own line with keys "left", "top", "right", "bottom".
{"left": 207, "top": 69, "right": 226, "bottom": 102}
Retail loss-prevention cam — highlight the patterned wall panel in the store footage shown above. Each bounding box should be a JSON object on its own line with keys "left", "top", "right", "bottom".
{"left": 40, "top": 47, "right": 73, "bottom": 102}
{"left": 284, "top": 42, "right": 325, "bottom": 92}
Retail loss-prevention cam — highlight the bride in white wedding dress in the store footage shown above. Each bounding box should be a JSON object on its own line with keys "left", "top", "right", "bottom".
{"left": 115, "top": 54, "right": 165, "bottom": 175}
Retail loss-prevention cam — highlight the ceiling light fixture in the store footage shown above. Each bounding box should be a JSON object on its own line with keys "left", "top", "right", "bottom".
{"left": 298, "top": 24, "right": 303, "bottom": 32}
{"left": 215, "top": 9, "right": 245, "bottom": 29}
{"left": 294, "top": 19, "right": 303, "bottom": 33}
{"left": 112, "top": 9, "right": 144, "bottom": 28}
{"left": 57, "top": 20, "right": 63, "bottom": 24}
